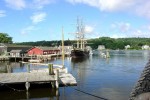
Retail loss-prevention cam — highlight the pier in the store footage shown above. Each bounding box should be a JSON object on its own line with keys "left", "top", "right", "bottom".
{"left": 0, "top": 53, "right": 70, "bottom": 62}
{"left": 0, "top": 56, "right": 9, "bottom": 61}
{"left": 0, "top": 63, "right": 77, "bottom": 90}
{"left": 129, "top": 58, "right": 150, "bottom": 100}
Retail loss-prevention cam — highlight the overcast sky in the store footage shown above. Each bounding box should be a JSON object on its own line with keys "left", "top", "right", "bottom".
{"left": 0, "top": 0, "right": 150, "bottom": 42}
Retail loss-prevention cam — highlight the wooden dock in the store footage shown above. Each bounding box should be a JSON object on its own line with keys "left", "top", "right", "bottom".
{"left": 0, "top": 63, "right": 77, "bottom": 90}
{"left": 0, "top": 56, "right": 9, "bottom": 61}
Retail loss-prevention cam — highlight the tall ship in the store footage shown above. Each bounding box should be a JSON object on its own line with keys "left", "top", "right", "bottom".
{"left": 70, "top": 18, "right": 90, "bottom": 58}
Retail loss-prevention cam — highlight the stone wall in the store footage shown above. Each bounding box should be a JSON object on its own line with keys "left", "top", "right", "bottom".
{"left": 129, "top": 58, "right": 150, "bottom": 100}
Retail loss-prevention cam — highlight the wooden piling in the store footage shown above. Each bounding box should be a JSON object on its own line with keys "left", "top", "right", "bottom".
{"left": 27, "top": 64, "right": 30, "bottom": 73}
{"left": 48, "top": 63, "right": 54, "bottom": 75}
{"left": 106, "top": 49, "right": 110, "bottom": 58}
{"left": 55, "top": 69, "right": 59, "bottom": 89}
{"left": 25, "top": 78, "right": 30, "bottom": 91}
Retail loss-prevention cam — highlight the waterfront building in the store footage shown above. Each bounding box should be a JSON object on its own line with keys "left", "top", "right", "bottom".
{"left": 0, "top": 43, "right": 31, "bottom": 56}
{"left": 142, "top": 45, "right": 150, "bottom": 50}
{"left": 98, "top": 45, "right": 105, "bottom": 50}
{"left": 27, "top": 46, "right": 60, "bottom": 56}
{"left": 58, "top": 46, "right": 73, "bottom": 55}
{"left": 0, "top": 43, "right": 7, "bottom": 55}
{"left": 125, "top": 45, "right": 131, "bottom": 50}
{"left": 10, "top": 50, "right": 23, "bottom": 57}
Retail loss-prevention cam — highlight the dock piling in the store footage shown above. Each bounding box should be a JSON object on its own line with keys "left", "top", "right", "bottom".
{"left": 55, "top": 69, "right": 59, "bottom": 89}
{"left": 27, "top": 64, "right": 30, "bottom": 73}
{"left": 48, "top": 63, "right": 54, "bottom": 75}
{"left": 25, "top": 78, "right": 30, "bottom": 91}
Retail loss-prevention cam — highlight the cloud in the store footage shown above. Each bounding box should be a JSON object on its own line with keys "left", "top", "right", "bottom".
{"left": 111, "top": 22, "right": 131, "bottom": 33}
{"left": 98, "top": 0, "right": 136, "bottom": 11}
{"left": 110, "top": 23, "right": 150, "bottom": 38}
{"left": 4, "top": 0, "right": 54, "bottom": 10}
{"left": 84, "top": 25, "right": 94, "bottom": 33}
{"left": 66, "top": 0, "right": 150, "bottom": 19}
{"left": 66, "top": 0, "right": 136, "bottom": 11}
{"left": 21, "top": 25, "right": 36, "bottom": 35}
{"left": 32, "top": 0, "right": 55, "bottom": 9}
{"left": 135, "top": 1, "right": 150, "bottom": 19}
{"left": 0, "top": 10, "right": 6, "bottom": 17}
{"left": 132, "top": 29, "right": 150, "bottom": 37}
{"left": 5, "top": 0, "right": 26, "bottom": 10}
{"left": 30, "top": 12, "right": 47, "bottom": 24}
{"left": 66, "top": 0, "right": 99, "bottom": 7}
{"left": 111, "top": 34, "right": 126, "bottom": 39}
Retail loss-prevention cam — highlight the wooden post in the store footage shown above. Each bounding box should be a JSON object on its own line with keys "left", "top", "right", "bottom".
{"left": 55, "top": 69, "right": 59, "bottom": 89}
{"left": 56, "top": 89, "right": 59, "bottom": 100}
{"left": 15, "top": 55, "right": 16, "bottom": 62}
{"left": 7, "top": 64, "right": 11, "bottom": 73}
{"left": 51, "top": 82, "right": 55, "bottom": 88}
{"left": 25, "top": 78, "right": 30, "bottom": 91}
{"left": 48, "top": 63, "right": 54, "bottom": 75}
{"left": 26, "top": 91, "right": 29, "bottom": 99}
{"left": 65, "top": 67, "right": 68, "bottom": 73}
{"left": 27, "top": 64, "right": 30, "bottom": 73}
{"left": 106, "top": 49, "right": 110, "bottom": 58}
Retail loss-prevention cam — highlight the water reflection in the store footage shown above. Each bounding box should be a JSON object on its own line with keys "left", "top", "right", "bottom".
{"left": 0, "top": 50, "right": 150, "bottom": 100}
{"left": 0, "top": 88, "right": 59, "bottom": 100}
{"left": 71, "top": 57, "right": 88, "bottom": 63}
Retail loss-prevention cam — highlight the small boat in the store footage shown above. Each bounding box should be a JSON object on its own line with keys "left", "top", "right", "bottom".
{"left": 28, "top": 59, "right": 43, "bottom": 63}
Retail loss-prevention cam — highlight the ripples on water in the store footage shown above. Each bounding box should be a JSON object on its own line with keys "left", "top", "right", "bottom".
{"left": 0, "top": 50, "right": 150, "bottom": 100}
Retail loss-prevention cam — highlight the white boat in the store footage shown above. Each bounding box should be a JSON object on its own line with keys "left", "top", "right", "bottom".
{"left": 28, "top": 59, "right": 43, "bottom": 63}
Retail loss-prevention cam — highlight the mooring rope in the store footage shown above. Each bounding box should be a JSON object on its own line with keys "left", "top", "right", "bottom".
{"left": 74, "top": 88, "right": 109, "bottom": 100}
{"left": 1, "top": 80, "right": 109, "bottom": 100}
{"left": 64, "top": 83, "right": 109, "bottom": 100}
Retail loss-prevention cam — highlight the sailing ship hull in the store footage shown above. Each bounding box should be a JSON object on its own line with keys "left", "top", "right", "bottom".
{"left": 71, "top": 49, "right": 89, "bottom": 58}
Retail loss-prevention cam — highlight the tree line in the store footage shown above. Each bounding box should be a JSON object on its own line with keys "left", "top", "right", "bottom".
{"left": 87, "top": 37, "right": 150, "bottom": 50}
{"left": 0, "top": 33, "right": 150, "bottom": 50}
{"left": 16, "top": 37, "right": 150, "bottom": 50}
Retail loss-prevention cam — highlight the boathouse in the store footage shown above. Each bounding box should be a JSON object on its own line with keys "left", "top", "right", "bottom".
{"left": 27, "top": 46, "right": 60, "bottom": 56}
{"left": 0, "top": 43, "right": 32, "bottom": 57}
{"left": 0, "top": 43, "right": 7, "bottom": 55}
{"left": 10, "top": 50, "right": 23, "bottom": 57}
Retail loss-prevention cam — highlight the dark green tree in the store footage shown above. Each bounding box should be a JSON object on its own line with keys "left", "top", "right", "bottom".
{"left": 0, "top": 33, "right": 12, "bottom": 43}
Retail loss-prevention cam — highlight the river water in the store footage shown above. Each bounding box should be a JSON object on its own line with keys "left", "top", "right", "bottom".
{"left": 0, "top": 50, "right": 150, "bottom": 100}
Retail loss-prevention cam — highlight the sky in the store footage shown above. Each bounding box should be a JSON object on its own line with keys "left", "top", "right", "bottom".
{"left": 0, "top": 0, "right": 150, "bottom": 42}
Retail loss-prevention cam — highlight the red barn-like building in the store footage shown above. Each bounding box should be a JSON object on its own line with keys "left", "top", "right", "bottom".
{"left": 27, "top": 46, "right": 60, "bottom": 56}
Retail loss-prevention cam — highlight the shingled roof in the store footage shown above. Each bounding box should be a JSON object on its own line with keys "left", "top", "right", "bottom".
{"left": 37, "top": 46, "right": 59, "bottom": 50}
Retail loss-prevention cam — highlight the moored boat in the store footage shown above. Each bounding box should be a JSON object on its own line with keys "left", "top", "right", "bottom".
{"left": 71, "top": 48, "right": 89, "bottom": 58}
{"left": 70, "top": 17, "right": 90, "bottom": 58}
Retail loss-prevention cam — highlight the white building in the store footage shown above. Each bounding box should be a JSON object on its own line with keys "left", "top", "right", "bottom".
{"left": 125, "top": 45, "right": 131, "bottom": 50}
{"left": 98, "top": 45, "right": 105, "bottom": 50}
{"left": 142, "top": 45, "right": 150, "bottom": 50}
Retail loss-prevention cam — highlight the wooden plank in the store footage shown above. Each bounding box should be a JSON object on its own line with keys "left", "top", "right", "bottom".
{"left": 0, "top": 68, "right": 77, "bottom": 86}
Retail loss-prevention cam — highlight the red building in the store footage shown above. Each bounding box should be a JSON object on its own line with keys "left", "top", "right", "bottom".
{"left": 27, "top": 46, "right": 60, "bottom": 56}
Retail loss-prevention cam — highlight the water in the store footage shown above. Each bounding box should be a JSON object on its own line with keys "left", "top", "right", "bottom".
{"left": 0, "top": 50, "right": 150, "bottom": 100}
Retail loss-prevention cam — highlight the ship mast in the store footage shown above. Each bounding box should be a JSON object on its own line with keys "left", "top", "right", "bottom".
{"left": 76, "top": 17, "right": 85, "bottom": 50}
{"left": 76, "top": 17, "right": 80, "bottom": 48}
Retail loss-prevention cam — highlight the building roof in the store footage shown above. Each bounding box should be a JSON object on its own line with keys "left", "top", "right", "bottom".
{"left": 27, "top": 46, "right": 60, "bottom": 51}
{"left": 10, "top": 50, "right": 22, "bottom": 53}
{"left": 37, "top": 46, "right": 59, "bottom": 51}
{"left": 0, "top": 43, "right": 32, "bottom": 52}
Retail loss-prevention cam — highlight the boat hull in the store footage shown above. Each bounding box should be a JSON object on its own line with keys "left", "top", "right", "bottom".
{"left": 71, "top": 49, "right": 89, "bottom": 58}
